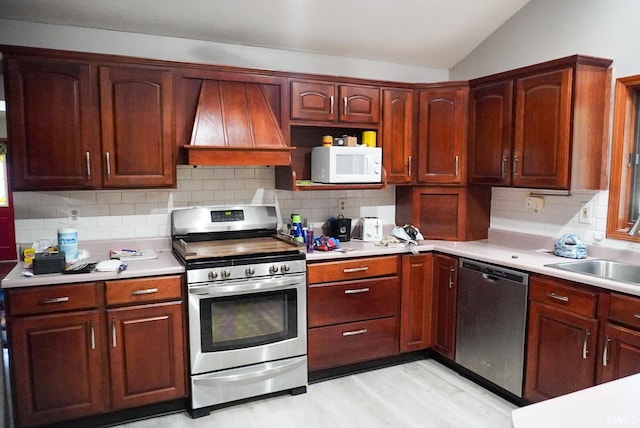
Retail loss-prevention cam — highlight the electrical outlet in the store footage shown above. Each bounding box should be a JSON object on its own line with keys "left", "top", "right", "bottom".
{"left": 525, "top": 196, "right": 544, "bottom": 211}
{"left": 338, "top": 199, "right": 347, "bottom": 213}
{"left": 579, "top": 204, "right": 592, "bottom": 224}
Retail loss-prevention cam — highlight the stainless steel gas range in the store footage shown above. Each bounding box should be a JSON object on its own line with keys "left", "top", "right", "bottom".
{"left": 171, "top": 204, "right": 308, "bottom": 418}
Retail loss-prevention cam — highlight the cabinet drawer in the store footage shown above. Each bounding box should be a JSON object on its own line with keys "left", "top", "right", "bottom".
{"left": 609, "top": 293, "right": 640, "bottom": 330}
{"left": 529, "top": 275, "right": 597, "bottom": 317}
{"left": 307, "top": 256, "right": 399, "bottom": 284}
{"left": 308, "top": 317, "right": 397, "bottom": 371}
{"left": 7, "top": 282, "right": 100, "bottom": 316}
{"left": 106, "top": 275, "right": 182, "bottom": 306}
{"left": 308, "top": 277, "right": 399, "bottom": 327}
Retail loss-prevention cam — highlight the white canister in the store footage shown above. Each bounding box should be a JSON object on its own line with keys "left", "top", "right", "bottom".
{"left": 58, "top": 227, "right": 78, "bottom": 262}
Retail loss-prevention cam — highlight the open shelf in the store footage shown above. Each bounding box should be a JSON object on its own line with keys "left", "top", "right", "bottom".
{"left": 275, "top": 125, "right": 386, "bottom": 191}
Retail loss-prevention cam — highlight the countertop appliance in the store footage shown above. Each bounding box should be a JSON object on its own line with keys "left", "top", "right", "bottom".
{"left": 310, "top": 146, "right": 382, "bottom": 184}
{"left": 358, "top": 217, "right": 383, "bottom": 242}
{"left": 171, "top": 204, "right": 307, "bottom": 418}
{"left": 455, "top": 258, "right": 529, "bottom": 397}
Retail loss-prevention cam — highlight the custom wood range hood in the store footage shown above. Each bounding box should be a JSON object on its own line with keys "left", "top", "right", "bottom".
{"left": 184, "top": 80, "right": 294, "bottom": 166}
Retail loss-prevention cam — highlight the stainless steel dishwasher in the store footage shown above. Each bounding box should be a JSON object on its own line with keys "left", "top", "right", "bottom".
{"left": 455, "top": 258, "right": 529, "bottom": 397}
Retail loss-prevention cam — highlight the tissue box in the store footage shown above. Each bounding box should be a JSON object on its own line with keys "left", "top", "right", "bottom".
{"left": 32, "top": 252, "right": 66, "bottom": 275}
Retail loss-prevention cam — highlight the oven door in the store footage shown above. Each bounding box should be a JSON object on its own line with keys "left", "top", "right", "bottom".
{"left": 188, "top": 273, "right": 307, "bottom": 375}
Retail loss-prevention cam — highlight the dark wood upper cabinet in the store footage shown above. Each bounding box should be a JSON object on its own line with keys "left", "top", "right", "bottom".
{"left": 290, "top": 80, "right": 380, "bottom": 124}
{"left": 5, "top": 56, "right": 100, "bottom": 190}
{"left": 468, "top": 80, "right": 513, "bottom": 185}
{"left": 469, "top": 55, "right": 612, "bottom": 190}
{"left": 382, "top": 88, "right": 414, "bottom": 184}
{"left": 99, "top": 65, "right": 174, "bottom": 187}
{"left": 3, "top": 48, "right": 175, "bottom": 190}
{"left": 415, "top": 84, "right": 468, "bottom": 185}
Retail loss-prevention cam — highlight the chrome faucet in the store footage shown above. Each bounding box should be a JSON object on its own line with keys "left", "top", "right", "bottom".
{"left": 629, "top": 216, "right": 640, "bottom": 236}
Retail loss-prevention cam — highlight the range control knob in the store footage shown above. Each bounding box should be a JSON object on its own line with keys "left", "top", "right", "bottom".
{"left": 280, "top": 264, "right": 291, "bottom": 273}
{"left": 208, "top": 271, "right": 218, "bottom": 280}
{"left": 221, "top": 269, "right": 232, "bottom": 279}
{"left": 245, "top": 266, "right": 256, "bottom": 276}
{"left": 269, "top": 264, "right": 279, "bottom": 274}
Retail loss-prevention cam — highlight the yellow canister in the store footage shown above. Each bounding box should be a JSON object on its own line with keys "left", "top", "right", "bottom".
{"left": 362, "top": 131, "right": 376, "bottom": 147}
{"left": 322, "top": 135, "right": 333, "bottom": 146}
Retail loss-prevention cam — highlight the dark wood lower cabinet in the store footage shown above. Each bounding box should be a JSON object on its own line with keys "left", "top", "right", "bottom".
{"left": 399, "top": 254, "right": 433, "bottom": 352}
{"left": 308, "top": 317, "right": 398, "bottom": 371}
{"left": 600, "top": 323, "right": 640, "bottom": 383}
{"left": 6, "top": 276, "right": 186, "bottom": 427}
{"left": 108, "top": 302, "right": 186, "bottom": 410}
{"left": 10, "top": 311, "right": 105, "bottom": 427}
{"left": 431, "top": 254, "right": 457, "bottom": 359}
{"left": 524, "top": 301, "right": 598, "bottom": 402}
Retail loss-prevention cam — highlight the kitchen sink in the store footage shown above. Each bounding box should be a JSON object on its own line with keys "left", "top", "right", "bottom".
{"left": 545, "top": 259, "right": 640, "bottom": 285}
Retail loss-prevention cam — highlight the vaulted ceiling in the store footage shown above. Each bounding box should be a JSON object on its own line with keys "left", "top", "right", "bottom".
{"left": 0, "top": 0, "right": 530, "bottom": 69}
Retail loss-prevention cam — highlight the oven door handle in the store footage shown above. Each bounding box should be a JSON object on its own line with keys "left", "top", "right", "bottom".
{"left": 189, "top": 276, "right": 303, "bottom": 297}
{"left": 192, "top": 356, "right": 306, "bottom": 385}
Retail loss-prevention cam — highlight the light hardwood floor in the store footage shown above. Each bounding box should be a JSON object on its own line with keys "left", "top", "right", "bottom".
{"left": 115, "top": 359, "right": 517, "bottom": 428}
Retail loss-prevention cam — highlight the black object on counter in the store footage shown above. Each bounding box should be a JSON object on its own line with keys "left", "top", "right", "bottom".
{"left": 329, "top": 214, "right": 351, "bottom": 242}
{"left": 32, "top": 252, "right": 66, "bottom": 275}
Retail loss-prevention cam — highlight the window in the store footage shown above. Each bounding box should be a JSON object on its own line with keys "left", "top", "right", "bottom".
{"left": 607, "top": 75, "right": 640, "bottom": 241}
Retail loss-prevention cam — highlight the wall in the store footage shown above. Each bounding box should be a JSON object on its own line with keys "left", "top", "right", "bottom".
{"left": 13, "top": 166, "right": 396, "bottom": 244}
{"left": 452, "top": 0, "right": 640, "bottom": 250}
{"left": 0, "top": 19, "right": 448, "bottom": 83}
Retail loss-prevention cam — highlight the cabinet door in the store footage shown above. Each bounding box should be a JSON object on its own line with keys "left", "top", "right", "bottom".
{"left": 513, "top": 68, "right": 572, "bottom": 189}
{"left": 416, "top": 87, "right": 467, "bottom": 184}
{"left": 99, "top": 65, "right": 174, "bottom": 187}
{"left": 600, "top": 323, "right": 640, "bottom": 383}
{"left": 108, "top": 302, "right": 186, "bottom": 410}
{"left": 382, "top": 88, "right": 413, "bottom": 183}
{"left": 400, "top": 254, "right": 433, "bottom": 352}
{"left": 290, "top": 80, "right": 336, "bottom": 121}
{"left": 524, "top": 301, "right": 597, "bottom": 402}
{"left": 432, "top": 254, "right": 457, "bottom": 358}
{"left": 468, "top": 80, "right": 513, "bottom": 185}
{"left": 339, "top": 85, "right": 380, "bottom": 124}
{"left": 5, "top": 57, "right": 99, "bottom": 190}
{"left": 10, "top": 311, "right": 105, "bottom": 427}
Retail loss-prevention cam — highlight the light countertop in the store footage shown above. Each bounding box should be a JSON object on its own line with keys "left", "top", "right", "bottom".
{"left": 307, "top": 231, "right": 640, "bottom": 297}
{"left": 4, "top": 230, "right": 640, "bottom": 297}
{"left": 1, "top": 237, "right": 184, "bottom": 288}
{"left": 511, "top": 373, "right": 640, "bottom": 427}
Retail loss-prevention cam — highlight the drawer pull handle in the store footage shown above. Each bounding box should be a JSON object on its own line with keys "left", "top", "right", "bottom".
{"left": 343, "top": 266, "right": 369, "bottom": 273}
{"left": 131, "top": 288, "right": 159, "bottom": 296}
{"left": 546, "top": 292, "right": 569, "bottom": 302}
{"left": 344, "top": 287, "right": 370, "bottom": 295}
{"left": 40, "top": 297, "right": 70, "bottom": 305}
{"left": 634, "top": 313, "right": 640, "bottom": 320}
{"left": 342, "top": 329, "right": 368, "bottom": 337}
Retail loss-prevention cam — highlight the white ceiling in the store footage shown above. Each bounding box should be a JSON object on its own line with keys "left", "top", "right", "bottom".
{"left": 0, "top": 0, "right": 530, "bottom": 69}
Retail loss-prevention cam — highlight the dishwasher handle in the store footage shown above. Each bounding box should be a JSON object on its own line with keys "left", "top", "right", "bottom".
{"left": 459, "top": 258, "right": 529, "bottom": 286}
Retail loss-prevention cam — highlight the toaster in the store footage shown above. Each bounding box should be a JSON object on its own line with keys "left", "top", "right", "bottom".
{"left": 359, "top": 217, "right": 383, "bottom": 242}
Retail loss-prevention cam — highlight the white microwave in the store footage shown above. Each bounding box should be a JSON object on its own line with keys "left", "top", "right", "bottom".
{"left": 311, "top": 146, "right": 382, "bottom": 184}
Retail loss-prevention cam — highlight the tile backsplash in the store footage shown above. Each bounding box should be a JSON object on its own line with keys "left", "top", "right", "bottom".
{"left": 13, "top": 166, "right": 640, "bottom": 252}
{"left": 13, "top": 166, "right": 396, "bottom": 244}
